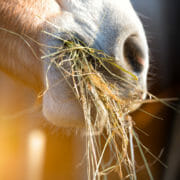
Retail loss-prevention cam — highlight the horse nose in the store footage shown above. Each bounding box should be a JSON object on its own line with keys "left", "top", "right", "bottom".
{"left": 123, "top": 35, "right": 147, "bottom": 73}
{"left": 112, "top": 27, "right": 149, "bottom": 76}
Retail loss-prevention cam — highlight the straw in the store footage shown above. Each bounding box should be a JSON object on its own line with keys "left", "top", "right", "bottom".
{"left": 43, "top": 34, "right": 153, "bottom": 180}
{"left": 1, "top": 26, "right": 177, "bottom": 179}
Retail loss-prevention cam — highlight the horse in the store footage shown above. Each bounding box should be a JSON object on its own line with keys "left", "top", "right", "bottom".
{"left": 0, "top": 0, "right": 149, "bottom": 127}
{"left": 0, "top": 0, "right": 150, "bottom": 179}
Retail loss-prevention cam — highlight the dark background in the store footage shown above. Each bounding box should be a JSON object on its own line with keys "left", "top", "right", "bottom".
{"left": 133, "top": 0, "right": 180, "bottom": 179}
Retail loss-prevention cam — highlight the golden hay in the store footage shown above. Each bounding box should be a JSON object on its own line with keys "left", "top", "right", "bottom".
{"left": 1, "top": 26, "right": 177, "bottom": 180}
{"left": 43, "top": 34, "right": 154, "bottom": 180}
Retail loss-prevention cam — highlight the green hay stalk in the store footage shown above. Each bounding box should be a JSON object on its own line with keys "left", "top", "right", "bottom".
{"left": 43, "top": 34, "right": 152, "bottom": 180}
{"left": 1, "top": 26, "right": 178, "bottom": 180}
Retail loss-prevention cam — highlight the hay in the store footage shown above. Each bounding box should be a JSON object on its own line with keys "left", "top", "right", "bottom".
{"left": 1, "top": 26, "right": 178, "bottom": 180}
{"left": 42, "top": 33, "right": 153, "bottom": 180}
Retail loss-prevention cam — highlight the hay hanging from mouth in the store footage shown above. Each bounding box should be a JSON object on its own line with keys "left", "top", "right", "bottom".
{"left": 42, "top": 33, "right": 153, "bottom": 180}
{"left": 1, "top": 27, "right": 178, "bottom": 180}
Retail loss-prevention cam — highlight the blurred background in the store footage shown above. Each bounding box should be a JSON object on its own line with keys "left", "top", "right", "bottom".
{"left": 0, "top": 0, "right": 179, "bottom": 180}
{"left": 132, "top": 0, "right": 180, "bottom": 179}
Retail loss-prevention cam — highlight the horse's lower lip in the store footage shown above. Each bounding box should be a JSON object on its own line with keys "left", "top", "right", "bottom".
{"left": 128, "top": 91, "right": 146, "bottom": 113}
{"left": 129, "top": 103, "right": 142, "bottom": 113}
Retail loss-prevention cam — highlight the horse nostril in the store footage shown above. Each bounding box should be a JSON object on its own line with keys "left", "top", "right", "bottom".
{"left": 123, "top": 36, "right": 145, "bottom": 73}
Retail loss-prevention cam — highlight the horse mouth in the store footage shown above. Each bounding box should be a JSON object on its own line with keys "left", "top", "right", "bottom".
{"left": 66, "top": 40, "right": 143, "bottom": 102}
{"left": 41, "top": 32, "right": 147, "bottom": 125}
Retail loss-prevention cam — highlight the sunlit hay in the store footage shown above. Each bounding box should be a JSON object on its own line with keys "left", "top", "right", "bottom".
{"left": 1, "top": 26, "right": 179, "bottom": 180}
{"left": 41, "top": 33, "right": 154, "bottom": 180}
{"left": 1, "top": 27, "right": 170, "bottom": 180}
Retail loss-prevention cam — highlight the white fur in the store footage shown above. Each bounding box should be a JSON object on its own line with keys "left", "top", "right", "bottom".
{"left": 0, "top": 0, "right": 149, "bottom": 127}
{"left": 42, "top": 0, "right": 149, "bottom": 127}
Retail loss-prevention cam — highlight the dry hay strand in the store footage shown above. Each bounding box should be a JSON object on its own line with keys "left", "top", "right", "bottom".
{"left": 1, "top": 26, "right": 179, "bottom": 180}
{"left": 42, "top": 33, "right": 154, "bottom": 180}
{"left": 1, "top": 27, "right": 172, "bottom": 180}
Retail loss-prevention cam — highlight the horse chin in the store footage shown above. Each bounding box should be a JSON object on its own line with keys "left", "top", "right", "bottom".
{"left": 43, "top": 90, "right": 84, "bottom": 128}
{"left": 42, "top": 63, "right": 84, "bottom": 128}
